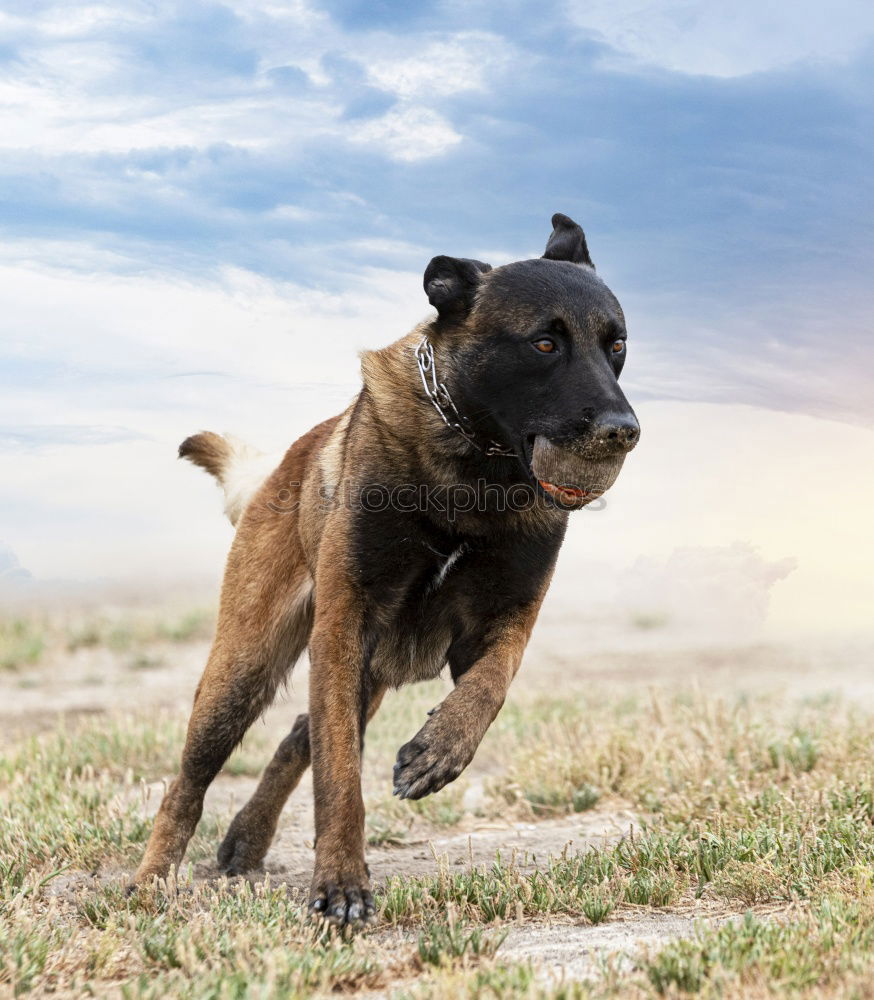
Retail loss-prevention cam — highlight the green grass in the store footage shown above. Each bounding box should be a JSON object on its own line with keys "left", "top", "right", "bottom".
{"left": 0, "top": 618, "right": 46, "bottom": 671}
{"left": 394, "top": 892, "right": 874, "bottom": 999}
{"left": 66, "top": 609, "right": 215, "bottom": 654}
{"left": 392, "top": 961, "right": 538, "bottom": 999}
{"left": 483, "top": 685, "right": 863, "bottom": 827}
{"left": 0, "top": 714, "right": 257, "bottom": 876}
{"left": 377, "top": 795, "right": 874, "bottom": 925}
{"left": 3, "top": 877, "right": 384, "bottom": 999}
{"left": 4, "top": 673, "right": 874, "bottom": 997}
{"left": 365, "top": 685, "right": 874, "bottom": 924}
{"left": 640, "top": 895, "right": 874, "bottom": 998}
{"left": 417, "top": 916, "right": 507, "bottom": 967}
{"left": 0, "top": 607, "right": 215, "bottom": 676}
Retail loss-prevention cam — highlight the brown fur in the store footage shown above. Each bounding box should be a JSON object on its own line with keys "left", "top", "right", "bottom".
{"left": 131, "top": 334, "right": 550, "bottom": 916}
{"left": 132, "top": 220, "right": 638, "bottom": 926}
{"left": 178, "top": 431, "right": 233, "bottom": 481}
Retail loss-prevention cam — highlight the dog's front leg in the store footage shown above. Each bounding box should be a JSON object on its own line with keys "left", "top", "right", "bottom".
{"left": 306, "top": 563, "right": 375, "bottom": 927}
{"left": 393, "top": 602, "right": 542, "bottom": 800}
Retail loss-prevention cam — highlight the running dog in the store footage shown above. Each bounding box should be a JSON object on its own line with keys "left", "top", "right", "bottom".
{"left": 131, "top": 213, "right": 640, "bottom": 926}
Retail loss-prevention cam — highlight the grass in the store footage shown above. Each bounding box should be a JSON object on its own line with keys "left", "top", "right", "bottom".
{"left": 2, "top": 748, "right": 178, "bottom": 880}
{"left": 392, "top": 961, "right": 538, "bottom": 999}
{"left": 416, "top": 912, "right": 507, "bottom": 967}
{"left": 0, "top": 618, "right": 46, "bottom": 671}
{"left": 632, "top": 892, "right": 874, "bottom": 999}
{"left": 2, "top": 877, "right": 386, "bottom": 999}
{"left": 65, "top": 609, "right": 215, "bottom": 654}
{"left": 399, "top": 688, "right": 864, "bottom": 946}
{"left": 0, "top": 607, "right": 215, "bottom": 675}
{"left": 0, "top": 713, "right": 268, "bottom": 878}
{"left": 483, "top": 684, "right": 865, "bottom": 827}
{"left": 4, "top": 647, "right": 874, "bottom": 997}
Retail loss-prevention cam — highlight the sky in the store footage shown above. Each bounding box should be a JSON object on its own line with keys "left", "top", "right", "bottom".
{"left": 1, "top": 0, "right": 873, "bottom": 635}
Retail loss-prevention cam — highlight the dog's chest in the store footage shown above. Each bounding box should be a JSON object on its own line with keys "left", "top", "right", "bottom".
{"left": 369, "top": 619, "right": 452, "bottom": 687}
{"left": 354, "top": 508, "right": 563, "bottom": 687}
{"left": 366, "top": 543, "right": 468, "bottom": 687}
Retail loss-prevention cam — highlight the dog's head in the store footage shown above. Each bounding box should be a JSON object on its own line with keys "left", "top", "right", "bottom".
{"left": 423, "top": 213, "right": 640, "bottom": 509}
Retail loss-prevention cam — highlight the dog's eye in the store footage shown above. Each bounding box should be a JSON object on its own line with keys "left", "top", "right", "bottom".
{"left": 611, "top": 339, "right": 626, "bottom": 354}
{"left": 532, "top": 338, "right": 557, "bottom": 354}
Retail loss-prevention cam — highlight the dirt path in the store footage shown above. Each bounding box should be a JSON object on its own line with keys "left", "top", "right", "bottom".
{"left": 123, "top": 776, "right": 727, "bottom": 989}
{"left": 194, "top": 797, "right": 635, "bottom": 889}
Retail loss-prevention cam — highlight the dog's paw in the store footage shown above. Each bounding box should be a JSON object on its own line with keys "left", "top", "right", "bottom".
{"left": 308, "top": 877, "right": 376, "bottom": 928}
{"left": 125, "top": 865, "right": 175, "bottom": 896}
{"left": 392, "top": 718, "right": 469, "bottom": 800}
{"left": 216, "top": 807, "right": 272, "bottom": 876}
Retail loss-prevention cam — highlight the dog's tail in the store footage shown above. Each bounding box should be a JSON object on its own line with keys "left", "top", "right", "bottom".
{"left": 179, "top": 431, "right": 278, "bottom": 526}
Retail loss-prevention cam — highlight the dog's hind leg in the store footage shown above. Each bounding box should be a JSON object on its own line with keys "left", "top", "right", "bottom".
{"left": 216, "top": 685, "right": 386, "bottom": 876}
{"left": 130, "top": 565, "right": 314, "bottom": 890}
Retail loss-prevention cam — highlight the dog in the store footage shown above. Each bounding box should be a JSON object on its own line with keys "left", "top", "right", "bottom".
{"left": 131, "top": 213, "right": 640, "bottom": 926}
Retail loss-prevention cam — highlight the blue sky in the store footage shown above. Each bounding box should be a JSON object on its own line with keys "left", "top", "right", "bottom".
{"left": 2, "top": 0, "right": 873, "bottom": 418}
{"left": 1, "top": 1, "right": 873, "bottom": 628}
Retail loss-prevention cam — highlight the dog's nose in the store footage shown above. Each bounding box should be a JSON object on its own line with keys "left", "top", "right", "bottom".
{"left": 594, "top": 412, "right": 640, "bottom": 452}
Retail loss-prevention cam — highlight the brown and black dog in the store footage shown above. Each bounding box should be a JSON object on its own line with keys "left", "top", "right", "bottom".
{"left": 131, "top": 213, "right": 640, "bottom": 926}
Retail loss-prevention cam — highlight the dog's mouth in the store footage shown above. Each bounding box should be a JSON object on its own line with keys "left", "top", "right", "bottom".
{"left": 536, "top": 479, "right": 601, "bottom": 506}
{"left": 527, "top": 435, "right": 626, "bottom": 510}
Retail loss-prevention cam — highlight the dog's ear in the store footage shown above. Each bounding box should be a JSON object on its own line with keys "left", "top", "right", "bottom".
{"left": 542, "top": 213, "right": 594, "bottom": 268}
{"left": 424, "top": 256, "right": 492, "bottom": 320}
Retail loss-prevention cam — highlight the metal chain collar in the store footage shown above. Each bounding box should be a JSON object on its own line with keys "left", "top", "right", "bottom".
{"left": 414, "top": 336, "right": 518, "bottom": 458}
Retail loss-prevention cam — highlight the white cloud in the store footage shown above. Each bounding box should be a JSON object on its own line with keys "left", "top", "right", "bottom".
{"left": 349, "top": 105, "right": 462, "bottom": 161}
{"left": 0, "top": 5, "right": 498, "bottom": 161}
{"left": 0, "top": 252, "right": 426, "bottom": 393}
{"left": 0, "top": 74, "right": 340, "bottom": 155}
{"left": 269, "top": 203, "right": 319, "bottom": 222}
{"left": 566, "top": 0, "right": 874, "bottom": 77}
{"left": 365, "top": 32, "right": 513, "bottom": 98}
{"left": 0, "top": 3, "right": 151, "bottom": 38}
{"left": 225, "top": 0, "right": 322, "bottom": 24}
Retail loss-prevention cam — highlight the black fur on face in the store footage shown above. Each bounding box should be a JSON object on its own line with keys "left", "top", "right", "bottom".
{"left": 423, "top": 214, "right": 640, "bottom": 508}
{"left": 426, "top": 215, "right": 640, "bottom": 508}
